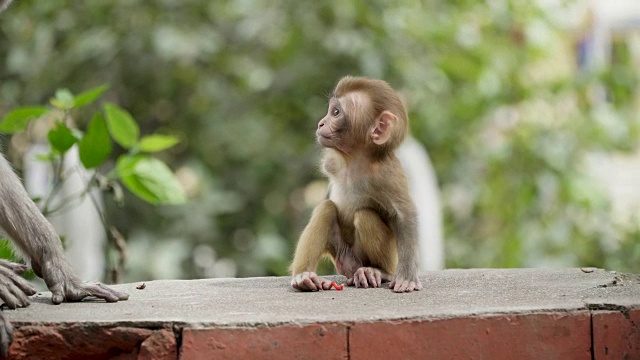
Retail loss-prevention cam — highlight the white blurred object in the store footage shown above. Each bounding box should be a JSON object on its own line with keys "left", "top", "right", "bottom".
{"left": 581, "top": 1, "right": 640, "bottom": 226}
{"left": 23, "top": 144, "right": 105, "bottom": 281}
{"left": 397, "top": 136, "right": 445, "bottom": 270}
{"left": 587, "top": 0, "right": 640, "bottom": 72}
{"left": 586, "top": 150, "right": 640, "bottom": 226}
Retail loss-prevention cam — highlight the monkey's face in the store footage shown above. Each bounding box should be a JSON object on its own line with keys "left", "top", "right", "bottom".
{"left": 316, "top": 97, "right": 349, "bottom": 149}
{"left": 317, "top": 93, "right": 371, "bottom": 153}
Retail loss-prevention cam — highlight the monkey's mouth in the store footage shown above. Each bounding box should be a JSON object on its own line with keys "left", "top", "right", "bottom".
{"left": 316, "top": 132, "right": 332, "bottom": 142}
{"left": 316, "top": 134, "right": 333, "bottom": 148}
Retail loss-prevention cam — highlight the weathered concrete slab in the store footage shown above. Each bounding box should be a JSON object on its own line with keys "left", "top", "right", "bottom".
{"left": 4, "top": 268, "right": 638, "bottom": 327}
{"left": 3, "top": 268, "right": 639, "bottom": 360}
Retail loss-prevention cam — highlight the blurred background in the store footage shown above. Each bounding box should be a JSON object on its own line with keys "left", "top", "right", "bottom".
{"left": 1, "top": 0, "right": 639, "bottom": 283}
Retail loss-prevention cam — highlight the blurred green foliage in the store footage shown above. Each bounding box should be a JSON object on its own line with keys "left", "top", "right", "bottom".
{"left": 1, "top": 86, "right": 186, "bottom": 206}
{"left": 0, "top": 0, "right": 638, "bottom": 280}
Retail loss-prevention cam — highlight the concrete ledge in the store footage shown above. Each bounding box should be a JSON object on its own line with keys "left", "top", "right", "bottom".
{"left": 3, "top": 268, "right": 639, "bottom": 359}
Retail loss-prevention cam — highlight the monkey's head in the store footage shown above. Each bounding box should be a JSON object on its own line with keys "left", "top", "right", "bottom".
{"left": 316, "top": 76, "right": 408, "bottom": 158}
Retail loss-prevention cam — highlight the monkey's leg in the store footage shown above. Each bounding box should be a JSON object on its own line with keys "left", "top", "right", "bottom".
{"left": 290, "top": 200, "right": 338, "bottom": 292}
{"left": 349, "top": 209, "right": 397, "bottom": 288}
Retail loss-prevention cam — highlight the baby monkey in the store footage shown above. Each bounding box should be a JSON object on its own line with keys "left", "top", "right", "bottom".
{"left": 290, "top": 76, "right": 422, "bottom": 293}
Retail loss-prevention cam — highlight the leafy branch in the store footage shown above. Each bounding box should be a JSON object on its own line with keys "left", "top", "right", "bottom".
{"left": 0, "top": 84, "right": 187, "bottom": 281}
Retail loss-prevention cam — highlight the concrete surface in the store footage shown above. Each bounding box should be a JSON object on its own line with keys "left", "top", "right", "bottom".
{"left": 3, "top": 268, "right": 640, "bottom": 359}
{"left": 6, "top": 268, "right": 638, "bottom": 326}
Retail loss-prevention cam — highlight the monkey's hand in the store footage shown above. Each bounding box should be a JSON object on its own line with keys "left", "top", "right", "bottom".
{"left": 34, "top": 259, "right": 129, "bottom": 304}
{"left": 389, "top": 273, "right": 423, "bottom": 293}
{"left": 0, "top": 260, "right": 37, "bottom": 359}
{"left": 0, "top": 259, "right": 36, "bottom": 309}
{"left": 291, "top": 272, "right": 333, "bottom": 292}
{"left": 347, "top": 267, "right": 390, "bottom": 289}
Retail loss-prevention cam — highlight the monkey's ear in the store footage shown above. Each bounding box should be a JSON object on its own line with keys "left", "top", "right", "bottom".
{"left": 371, "top": 111, "right": 398, "bottom": 145}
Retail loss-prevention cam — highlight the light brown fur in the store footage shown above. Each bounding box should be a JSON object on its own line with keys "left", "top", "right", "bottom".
{"left": 290, "top": 76, "right": 421, "bottom": 293}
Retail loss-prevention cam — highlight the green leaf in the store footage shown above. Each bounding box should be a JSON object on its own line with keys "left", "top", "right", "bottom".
{"left": 116, "top": 154, "right": 186, "bottom": 205}
{"left": 74, "top": 84, "right": 109, "bottom": 108}
{"left": 35, "top": 153, "right": 55, "bottom": 162}
{"left": 48, "top": 123, "right": 78, "bottom": 154}
{"left": 79, "top": 113, "right": 112, "bottom": 168}
{"left": 138, "top": 134, "right": 180, "bottom": 153}
{"left": 0, "top": 238, "right": 19, "bottom": 262}
{"left": 0, "top": 106, "right": 49, "bottom": 134}
{"left": 104, "top": 103, "right": 140, "bottom": 149}
{"left": 50, "top": 89, "right": 75, "bottom": 109}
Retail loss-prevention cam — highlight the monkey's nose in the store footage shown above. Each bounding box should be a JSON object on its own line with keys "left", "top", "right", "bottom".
{"left": 317, "top": 120, "right": 325, "bottom": 129}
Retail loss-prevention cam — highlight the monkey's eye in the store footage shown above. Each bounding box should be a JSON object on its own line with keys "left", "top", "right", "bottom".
{"left": 332, "top": 107, "right": 340, "bottom": 116}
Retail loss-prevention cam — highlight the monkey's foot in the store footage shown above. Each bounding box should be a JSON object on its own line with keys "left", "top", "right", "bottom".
{"left": 50, "top": 280, "right": 130, "bottom": 304}
{"left": 36, "top": 261, "right": 129, "bottom": 304}
{"left": 389, "top": 276, "right": 423, "bottom": 293}
{"left": 291, "top": 272, "right": 333, "bottom": 292}
{"left": 347, "top": 267, "right": 389, "bottom": 289}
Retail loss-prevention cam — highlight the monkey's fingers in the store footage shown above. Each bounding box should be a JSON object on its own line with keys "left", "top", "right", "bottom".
{"left": 10, "top": 276, "right": 37, "bottom": 298}
{"left": 291, "top": 272, "right": 324, "bottom": 291}
{"left": 0, "top": 260, "right": 36, "bottom": 296}
{"left": 392, "top": 277, "right": 422, "bottom": 293}
{"left": 353, "top": 269, "right": 369, "bottom": 289}
{"left": 392, "top": 279, "right": 409, "bottom": 292}
{"left": 0, "top": 289, "right": 21, "bottom": 310}
{"left": 0, "top": 265, "right": 36, "bottom": 298}
{"left": 49, "top": 281, "right": 126, "bottom": 304}
{"left": 7, "top": 285, "right": 31, "bottom": 309}
{"left": 320, "top": 279, "right": 333, "bottom": 290}
{"left": 301, "top": 272, "right": 324, "bottom": 291}
{"left": 0, "top": 260, "right": 28, "bottom": 275}
{"left": 361, "top": 269, "right": 375, "bottom": 288}
{"left": 89, "top": 283, "right": 129, "bottom": 301}
{"left": 67, "top": 283, "right": 128, "bottom": 303}
{"left": 374, "top": 271, "right": 382, "bottom": 288}
{"left": 0, "top": 278, "right": 33, "bottom": 309}
{"left": 0, "top": 314, "right": 13, "bottom": 358}
{"left": 291, "top": 273, "right": 314, "bottom": 291}
{"left": 364, "top": 268, "right": 379, "bottom": 288}
{"left": 352, "top": 267, "right": 381, "bottom": 288}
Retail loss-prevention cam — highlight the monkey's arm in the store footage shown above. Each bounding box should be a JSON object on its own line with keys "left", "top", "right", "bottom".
{"left": 388, "top": 198, "right": 422, "bottom": 293}
{"left": 0, "top": 154, "right": 128, "bottom": 303}
{"left": 290, "top": 200, "right": 337, "bottom": 291}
